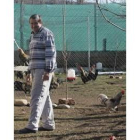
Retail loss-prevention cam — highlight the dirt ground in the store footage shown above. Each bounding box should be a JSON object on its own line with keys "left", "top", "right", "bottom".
{"left": 14, "top": 74, "right": 126, "bottom": 140}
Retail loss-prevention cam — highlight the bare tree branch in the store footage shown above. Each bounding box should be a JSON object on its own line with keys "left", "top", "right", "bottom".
{"left": 95, "top": 0, "right": 126, "bottom": 31}
{"left": 101, "top": 7, "right": 126, "bottom": 18}
{"left": 109, "top": 0, "right": 126, "bottom": 6}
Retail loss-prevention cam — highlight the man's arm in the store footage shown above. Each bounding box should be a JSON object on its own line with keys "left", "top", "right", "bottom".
{"left": 45, "top": 32, "right": 56, "bottom": 73}
{"left": 43, "top": 32, "right": 56, "bottom": 81}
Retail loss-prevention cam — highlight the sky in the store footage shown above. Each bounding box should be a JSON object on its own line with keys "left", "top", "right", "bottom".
{"left": 71, "top": 0, "right": 126, "bottom": 3}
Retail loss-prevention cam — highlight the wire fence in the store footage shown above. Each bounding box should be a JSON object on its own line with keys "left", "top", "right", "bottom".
{"left": 14, "top": 0, "right": 126, "bottom": 98}
{"left": 14, "top": 0, "right": 126, "bottom": 69}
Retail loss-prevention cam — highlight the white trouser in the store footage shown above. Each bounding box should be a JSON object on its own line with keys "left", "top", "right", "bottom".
{"left": 27, "top": 69, "right": 55, "bottom": 130}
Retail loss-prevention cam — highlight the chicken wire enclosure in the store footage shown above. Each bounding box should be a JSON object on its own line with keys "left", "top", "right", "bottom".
{"left": 14, "top": 1, "right": 126, "bottom": 71}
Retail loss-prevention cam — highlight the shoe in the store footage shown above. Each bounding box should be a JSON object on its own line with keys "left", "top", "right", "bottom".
{"left": 19, "top": 128, "right": 37, "bottom": 134}
{"left": 38, "top": 127, "right": 54, "bottom": 131}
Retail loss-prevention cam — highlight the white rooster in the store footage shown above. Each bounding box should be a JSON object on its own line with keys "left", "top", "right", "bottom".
{"left": 98, "top": 90, "right": 125, "bottom": 111}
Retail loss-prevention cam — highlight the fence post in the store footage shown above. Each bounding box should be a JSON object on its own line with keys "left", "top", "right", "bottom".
{"left": 20, "top": 0, "right": 24, "bottom": 49}
{"left": 94, "top": 3, "right": 97, "bottom": 51}
{"left": 62, "top": 1, "right": 68, "bottom": 100}
{"left": 87, "top": 16, "right": 91, "bottom": 69}
{"left": 103, "top": 38, "right": 107, "bottom": 51}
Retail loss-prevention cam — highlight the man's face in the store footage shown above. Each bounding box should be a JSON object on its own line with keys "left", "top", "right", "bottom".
{"left": 29, "top": 18, "right": 42, "bottom": 33}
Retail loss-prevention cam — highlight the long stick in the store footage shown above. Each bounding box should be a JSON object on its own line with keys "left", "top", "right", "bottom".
{"left": 14, "top": 39, "right": 20, "bottom": 49}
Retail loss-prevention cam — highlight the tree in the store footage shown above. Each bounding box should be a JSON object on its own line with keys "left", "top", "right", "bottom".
{"left": 95, "top": 0, "right": 126, "bottom": 31}
{"left": 77, "top": 0, "right": 85, "bottom": 4}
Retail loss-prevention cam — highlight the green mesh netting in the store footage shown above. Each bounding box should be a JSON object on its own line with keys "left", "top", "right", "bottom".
{"left": 14, "top": 3, "right": 126, "bottom": 51}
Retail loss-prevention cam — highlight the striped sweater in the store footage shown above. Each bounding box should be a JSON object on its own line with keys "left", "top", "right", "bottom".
{"left": 28, "top": 26, "right": 56, "bottom": 73}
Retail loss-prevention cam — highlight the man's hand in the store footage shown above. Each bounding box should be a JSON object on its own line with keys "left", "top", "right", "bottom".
{"left": 26, "top": 74, "right": 32, "bottom": 84}
{"left": 42, "top": 72, "right": 49, "bottom": 81}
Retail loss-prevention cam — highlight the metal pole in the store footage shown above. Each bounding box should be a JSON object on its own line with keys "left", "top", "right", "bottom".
{"left": 63, "top": 3, "right": 66, "bottom": 53}
{"left": 66, "top": 58, "right": 68, "bottom": 100}
{"left": 114, "top": 41, "right": 119, "bottom": 75}
{"left": 20, "top": 0, "right": 24, "bottom": 49}
{"left": 62, "top": 1, "right": 68, "bottom": 100}
{"left": 94, "top": 3, "right": 97, "bottom": 51}
{"left": 87, "top": 17, "right": 91, "bottom": 69}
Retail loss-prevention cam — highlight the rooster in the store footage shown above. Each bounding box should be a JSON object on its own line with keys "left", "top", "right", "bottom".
{"left": 76, "top": 63, "right": 98, "bottom": 83}
{"left": 18, "top": 48, "right": 29, "bottom": 66}
{"left": 14, "top": 81, "right": 31, "bottom": 94}
{"left": 110, "top": 136, "right": 116, "bottom": 140}
{"left": 98, "top": 90, "right": 125, "bottom": 111}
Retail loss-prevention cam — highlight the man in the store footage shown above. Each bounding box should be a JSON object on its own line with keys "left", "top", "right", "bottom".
{"left": 19, "top": 14, "right": 56, "bottom": 134}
